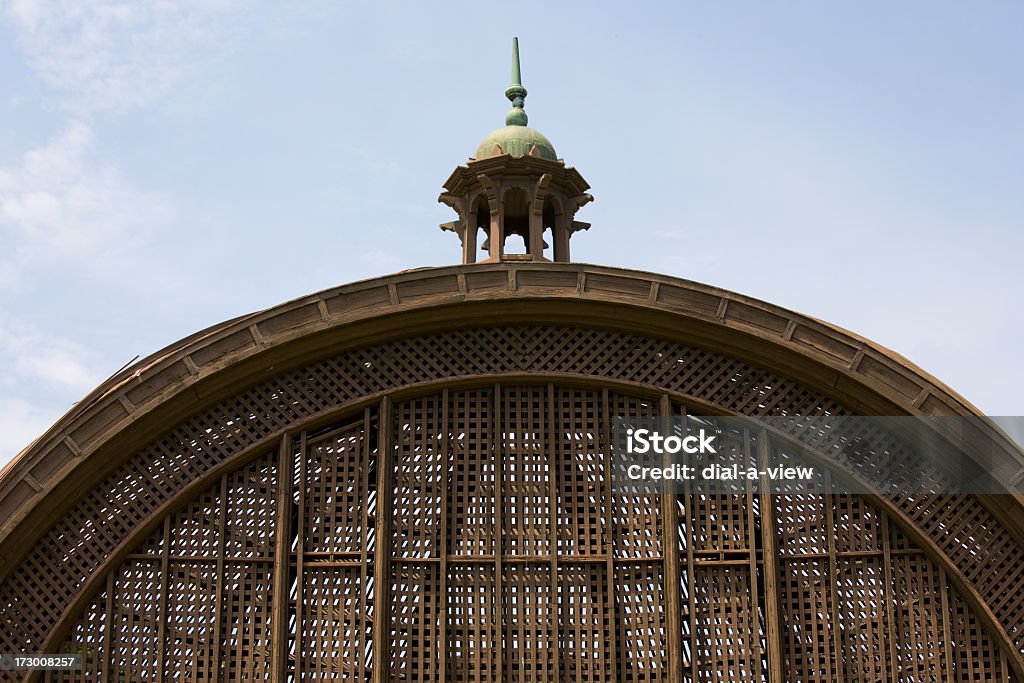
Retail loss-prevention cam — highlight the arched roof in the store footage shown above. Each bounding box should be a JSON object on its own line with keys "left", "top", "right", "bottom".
{"left": 4, "top": 262, "right": 1022, "bottom": 546}
{"left": 1, "top": 261, "right": 1023, "bottom": 672}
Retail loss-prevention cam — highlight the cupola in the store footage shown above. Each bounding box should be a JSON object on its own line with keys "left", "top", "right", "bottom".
{"left": 439, "top": 37, "right": 593, "bottom": 263}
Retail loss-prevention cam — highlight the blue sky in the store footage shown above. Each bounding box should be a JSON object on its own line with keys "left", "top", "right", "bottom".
{"left": 1, "top": 1, "right": 1021, "bottom": 463}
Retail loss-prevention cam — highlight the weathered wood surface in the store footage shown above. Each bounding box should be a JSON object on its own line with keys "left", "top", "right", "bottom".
{"left": 32, "top": 386, "right": 1024, "bottom": 682}
{"left": 0, "top": 262, "right": 1021, "bottom": 682}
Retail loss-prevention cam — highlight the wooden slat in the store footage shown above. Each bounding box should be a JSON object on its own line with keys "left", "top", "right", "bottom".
{"left": 439, "top": 388, "right": 450, "bottom": 683}
{"left": 212, "top": 475, "right": 228, "bottom": 683}
{"left": 548, "top": 384, "right": 560, "bottom": 681}
{"left": 271, "top": 436, "right": 293, "bottom": 683}
{"left": 601, "top": 388, "right": 617, "bottom": 683}
{"left": 824, "top": 471, "right": 844, "bottom": 680}
{"left": 660, "top": 395, "right": 684, "bottom": 682}
{"left": 101, "top": 567, "right": 113, "bottom": 683}
{"left": 757, "top": 430, "right": 785, "bottom": 682}
{"left": 155, "top": 516, "right": 170, "bottom": 683}
{"left": 372, "top": 397, "right": 394, "bottom": 683}
{"left": 683, "top": 407, "right": 699, "bottom": 682}
{"left": 493, "top": 383, "right": 503, "bottom": 683}
{"left": 880, "top": 509, "right": 897, "bottom": 683}
{"left": 294, "top": 431, "right": 306, "bottom": 678}
{"left": 359, "top": 409, "right": 372, "bottom": 681}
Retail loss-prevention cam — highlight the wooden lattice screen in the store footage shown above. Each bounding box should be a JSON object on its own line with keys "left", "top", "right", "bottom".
{"left": 39, "top": 384, "right": 1017, "bottom": 682}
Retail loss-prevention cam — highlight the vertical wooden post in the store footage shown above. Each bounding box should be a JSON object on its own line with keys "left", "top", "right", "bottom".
{"left": 824, "top": 471, "right": 843, "bottom": 680}
{"left": 757, "top": 429, "right": 785, "bottom": 682}
{"left": 373, "top": 398, "right": 395, "bottom": 683}
{"left": 156, "top": 516, "right": 171, "bottom": 683}
{"left": 744, "top": 428, "right": 764, "bottom": 681}
{"left": 212, "top": 475, "right": 228, "bottom": 683}
{"left": 272, "top": 435, "right": 294, "bottom": 682}
{"left": 547, "top": 384, "right": 560, "bottom": 679}
{"left": 294, "top": 433, "right": 307, "bottom": 678}
{"left": 938, "top": 569, "right": 955, "bottom": 683}
{"left": 439, "top": 389, "right": 450, "bottom": 683}
{"left": 102, "top": 571, "right": 114, "bottom": 683}
{"left": 493, "top": 384, "right": 504, "bottom": 683}
{"left": 680, "top": 407, "right": 699, "bottom": 682}
{"left": 881, "top": 512, "right": 899, "bottom": 683}
{"left": 660, "top": 395, "right": 684, "bottom": 682}
{"left": 358, "top": 408, "right": 373, "bottom": 682}
{"left": 601, "top": 388, "right": 618, "bottom": 681}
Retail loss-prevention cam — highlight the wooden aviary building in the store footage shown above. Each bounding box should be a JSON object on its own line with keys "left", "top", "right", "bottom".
{"left": 1, "top": 38, "right": 1023, "bottom": 682}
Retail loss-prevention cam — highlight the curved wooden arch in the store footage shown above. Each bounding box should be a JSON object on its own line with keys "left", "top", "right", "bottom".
{"left": 29, "top": 373, "right": 1024, "bottom": 676}
{"left": 4, "top": 264, "right": 1022, "bottom": 557}
{"left": 34, "top": 381, "right": 1024, "bottom": 682}
{"left": 1, "top": 262, "right": 1023, "bottom": 676}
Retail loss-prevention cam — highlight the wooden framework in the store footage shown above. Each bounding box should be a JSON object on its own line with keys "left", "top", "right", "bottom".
{"left": 0, "top": 263, "right": 1022, "bottom": 682}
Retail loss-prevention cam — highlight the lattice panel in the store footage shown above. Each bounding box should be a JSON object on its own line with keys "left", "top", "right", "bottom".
{"left": 831, "top": 493, "right": 881, "bottom": 553}
{"left": 38, "top": 453, "right": 279, "bottom": 683}
{"left": 687, "top": 428, "right": 755, "bottom": 552}
{"left": 778, "top": 557, "right": 838, "bottom": 681}
{"left": 555, "top": 388, "right": 604, "bottom": 557}
{"left": 774, "top": 481, "right": 831, "bottom": 557}
{"left": 299, "top": 567, "right": 372, "bottom": 679}
{"left": 109, "top": 560, "right": 162, "bottom": 682}
{"left": 6, "top": 324, "right": 1024, "bottom": 666}
{"left": 502, "top": 565, "right": 556, "bottom": 682}
{"left": 891, "top": 552, "right": 946, "bottom": 681}
{"left": 447, "top": 565, "right": 499, "bottom": 683}
{"left": 223, "top": 457, "right": 278, "bottom": 560}
{"left": 689, "top": 490, "right": 753, "bottom": 550}
{"left": 220, "top": 561, "right": 275, "bottom": 679}
{"left": 43, "top": 589, "right": 106, "bottom": 683}
{"left": 558, "top": 564, "right": 612, "bottom": 683}
{"left": 610, "top": 394, "right": 662, "bottom": 560}
{"left": 615, "top": 563, "right": 668, "bottom": 683}
{"left": 502, "top": 386, "right": 551, "bottom": 557}
{"left": 691, "top": 565, "right": 764, "bottom": 682}
{"left": 390, "top": 564, "right": 442, "bottom": 683}
{"left": 448, "top": 389, "right": 496, "bottom": 557}
{"left": 393, "top": 397, "right": 444, "bottom": 559}
{"left": 303, "top": 424, "right": 369, "bottom": 555}
{"left": 167, "top": 483, "right": 221, "bottom": 557}
{"left": 33, "top": 384, "right": 1024, "bottom": 683}
{"left": 835, "top": 557, "right": 886, "bottom": 682}
{"left": 951, "top": 588, "right": 1013, "bottom": 681}
{"left": 164, "top": 562, "right": 218, "bottom": 682}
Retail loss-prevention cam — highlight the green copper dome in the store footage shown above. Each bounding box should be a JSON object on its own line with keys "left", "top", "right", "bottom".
{"left": 473, "top": 38, "right": 557, "bottom": 161}
{"left": 475, "top": 125, "right": 557, "bottom": 161}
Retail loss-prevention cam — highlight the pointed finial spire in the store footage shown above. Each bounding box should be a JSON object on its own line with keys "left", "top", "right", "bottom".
{"left": 505, "top": 37, "right": 528, "bottom": 126}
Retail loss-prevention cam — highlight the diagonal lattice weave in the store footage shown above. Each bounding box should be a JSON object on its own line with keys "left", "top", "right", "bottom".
{"left": 1, "top": 325, "right": 1022, "bottom": 670}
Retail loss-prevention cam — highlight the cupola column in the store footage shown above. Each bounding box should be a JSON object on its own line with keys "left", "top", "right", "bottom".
{"left": 462, "top": 217, "right": 477, "bottom": 264}
{"left": 528, "top": 174, "right": 550, "bottom": 259}
{"left": 528, "top": 211, "right": 544, "bottom": 259}
{"left": 553, "top": 213, "right": 571, "bottom": 262}
{"left": 478, "top": 175, "right": 503, "bottom": 261}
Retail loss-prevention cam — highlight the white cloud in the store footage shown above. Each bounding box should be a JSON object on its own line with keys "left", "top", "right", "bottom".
{"left": 0, "top": 120, "right": 169, "bottom": 290}
{"left": 0, "top": 396, "right": 61, "bottom": 465}
{"left": 3, "top": 0, "right": 251, "bottom": 113}
{"left": 0, "top": 316, "right": 106, "bottom": 465}
{"left": 14, "top": 346, "right": 98, "bottom": 393}
{"left": 0, "top": 316, "right": 102, "bottom": 395}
